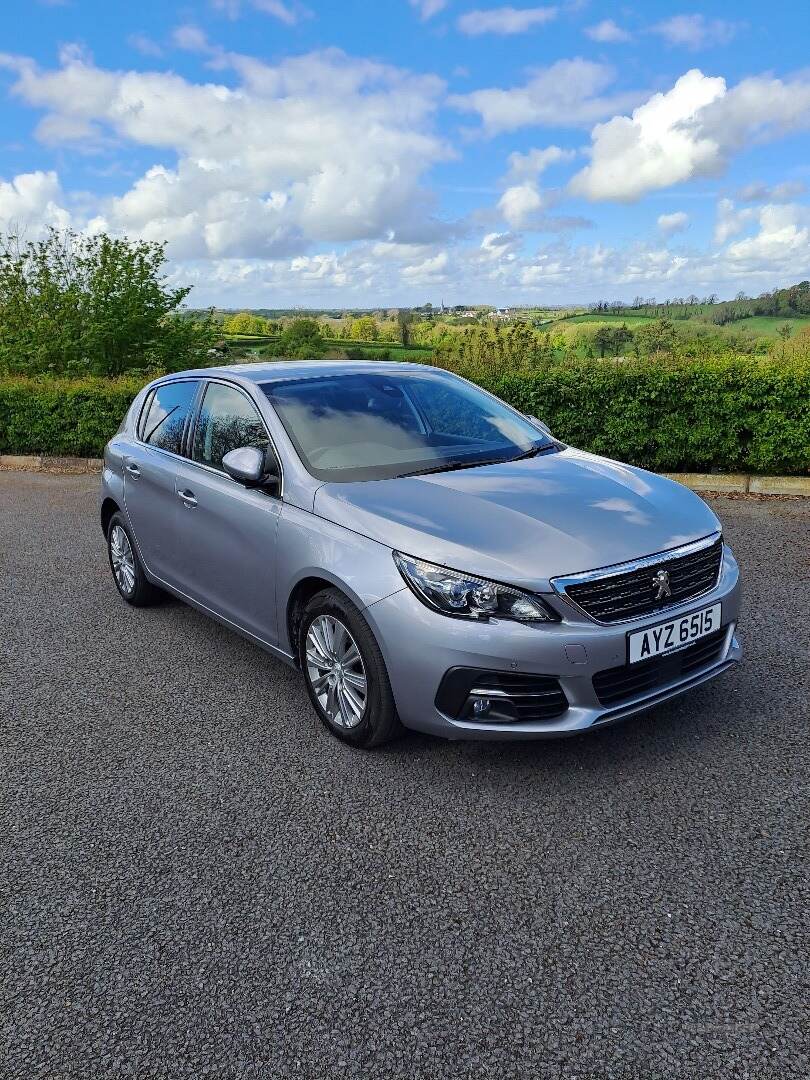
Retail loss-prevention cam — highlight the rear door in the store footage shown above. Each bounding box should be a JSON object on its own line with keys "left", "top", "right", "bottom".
{"left": 171, "top": 379, "right": 282, "bottom": 644}
{"left": 122, "top": 379, "right": 200, "bottom": 585}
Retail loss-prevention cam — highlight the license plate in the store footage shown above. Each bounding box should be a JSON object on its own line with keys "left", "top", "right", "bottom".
{"left": 628, "top": 603, "right": 721, "bottom": 664}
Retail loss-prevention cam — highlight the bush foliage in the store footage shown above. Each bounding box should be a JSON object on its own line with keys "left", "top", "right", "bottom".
{"left": 0, "top": 228, "right": 216, "bottom": 377}
{"left": 1, "top": 357, "right": 808, "bottom": 474}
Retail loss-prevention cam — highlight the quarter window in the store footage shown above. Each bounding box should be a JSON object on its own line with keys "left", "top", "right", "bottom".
{"left": 192, "top": 383, "right": 269, "bottom": 472}
{"left": 140, "top": 381, "right": 200, "bottom": 455}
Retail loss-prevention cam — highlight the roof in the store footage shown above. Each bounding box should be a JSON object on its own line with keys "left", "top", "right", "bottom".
{"left": 163, "top": 358, "right": 436, "bottom": 386}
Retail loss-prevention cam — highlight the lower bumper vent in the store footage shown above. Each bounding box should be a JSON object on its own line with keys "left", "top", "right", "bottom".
{"left": 436, "top": 669, "right": 568, "bottom": 724}
{"left": 593, "top": 628, "right": 728, "bottom": 707}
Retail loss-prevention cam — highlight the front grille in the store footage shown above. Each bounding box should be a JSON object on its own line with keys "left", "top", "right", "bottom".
{"left": 564, "top": 536, "right": 723, "bottom": 624}
{"left": 592, "top": 627, "right": 728, "bottom": 706}
{"left": 435, "top": 668, "right": 568, "bottom": 723}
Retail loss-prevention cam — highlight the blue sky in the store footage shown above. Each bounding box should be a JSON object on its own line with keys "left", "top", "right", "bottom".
{"left": 1, "top": 0, "right": 809, "bottom": 307}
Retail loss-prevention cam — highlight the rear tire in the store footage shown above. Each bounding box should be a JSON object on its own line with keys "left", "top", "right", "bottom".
{"left": 299, "top": 588, "right": 402, "bottom": 748}
{"left": 107, "top": 512, "right": 162, "bottom": 607}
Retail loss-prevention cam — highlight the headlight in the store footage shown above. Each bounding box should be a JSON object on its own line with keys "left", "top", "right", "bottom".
{"left": 393, "top": 552, "right": 559, "bottom": 622}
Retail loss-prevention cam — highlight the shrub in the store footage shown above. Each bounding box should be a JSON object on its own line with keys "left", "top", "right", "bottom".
{"left": 1, "top": 357, "right": 808, "bottom": 473}
{"left": 465, "top": 356, "right": 810, "bottom": 475}
{"left": 0, "top": 377, "right": 143, "bottom": 457}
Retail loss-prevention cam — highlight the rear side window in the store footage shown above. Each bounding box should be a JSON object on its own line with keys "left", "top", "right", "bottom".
{"left": 140, "top": 381, "right": 199, "bottom": 455}
{"left": 192, "top": 382, "right": 269, "bottom": 472}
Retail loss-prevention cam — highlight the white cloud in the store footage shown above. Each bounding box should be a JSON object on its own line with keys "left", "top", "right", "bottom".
{"left": 172, "top": 25, "right": 212, "bottom": 52}
{"left": 725, "top": 203, "right": 810, "bottom": 269}
{"left": 736, "top": 180, "right": 807, "bottom": 203}
{"left": 402, "top": 250, "right": 449, "bottom": 281}
{"left": 713, "top": 198, "right": 754, "bottom": 244}
{"left": 127, "top": 33, "right": 164, "bottom": 58}
{"left": 585, "top": 19, "right": 631, "bottom": 43}
{"left": 2, "top": 47, "right": 450, "bottom": 259}
{"left": 457, "top": 6, "right": 558, "bottom": 36}
{"left": 504, "top": 145, "right": 574, "bottom": 180}
{"left": 0, "top": 170, "right": 71, "bottom": 235}
{"left": 570, "top": 69, "right": 810, "bottom": 202}
{"left": 449, "top": 59, "right": 642, "bottom": 135}
{"left": 211, "top": 0, "right": 311, "bottom": 23}
{"left": 651, "top": 15, "right": 739, "bottom": 51}
{"left": 570, "top": 70, "right": 725, "bottom": 201}
{"left": 497, "top": 145, "right": 575, "bottom": 228}
{"left": 498, "top": 183, "right": 544, "bottom": 228}
{"left": 409, "top": 0, "right": 447, "bottom": 19}
{"left": 657, "top": 211, "right": 689, "bottom": 235}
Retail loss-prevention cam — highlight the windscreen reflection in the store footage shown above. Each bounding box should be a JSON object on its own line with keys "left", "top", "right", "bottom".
{"left": 262, "top": 371, "right": 549, "bottom": 482}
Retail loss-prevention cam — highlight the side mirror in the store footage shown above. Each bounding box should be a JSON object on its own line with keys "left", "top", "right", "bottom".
{"left": 222, "top": 445, "right": 278, "bottom": 489}
{"left": 525, "top": 414, "right": 552, "bottom": 437}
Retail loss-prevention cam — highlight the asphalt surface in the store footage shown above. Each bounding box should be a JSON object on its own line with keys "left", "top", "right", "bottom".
{"left": 1, "top": 472, "right": 808, "bottom": 1080}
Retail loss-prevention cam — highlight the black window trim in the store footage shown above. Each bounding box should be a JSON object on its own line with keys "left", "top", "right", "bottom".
{"left": 135, "top": 377, "right": 201, "bottom": 458}
{"left": 186, "top": 377, "right": 284, "bottom": 497}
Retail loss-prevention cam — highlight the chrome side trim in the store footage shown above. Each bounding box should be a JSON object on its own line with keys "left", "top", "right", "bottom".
{"left": 550, "top": 531, "right": 723, "bottom": 626}
{"left": 469, "top": 687, "right": 560, "bottom": 699}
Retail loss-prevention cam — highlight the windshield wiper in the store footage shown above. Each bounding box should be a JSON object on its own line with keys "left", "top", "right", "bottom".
{"left": 399, "top": 457, "right": 510, "bottom": 478}
{"left": 400, "top": 441, "right": 554, "bottom": 478}
{"left": 510, "top": 441, "right": 555, "bottom": 461}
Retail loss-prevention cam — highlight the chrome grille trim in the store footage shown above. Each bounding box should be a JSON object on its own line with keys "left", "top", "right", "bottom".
{"left": 551, "top": 532, "right": 723, "bottom": 625}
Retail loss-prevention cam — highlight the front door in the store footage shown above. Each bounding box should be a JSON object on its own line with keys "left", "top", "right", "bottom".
{"left": 172, "top": 380, "right": 281, "bottom": 645}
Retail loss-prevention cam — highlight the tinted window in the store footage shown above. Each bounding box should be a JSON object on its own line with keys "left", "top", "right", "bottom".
{"left": 261, "top": 371, "right": 550, "bottom": 482}
{"left": 192, "top": 382, "right": 269, "bottom": 472}
{"left": 141, "top": 381, "right": 199, "bottom": 455}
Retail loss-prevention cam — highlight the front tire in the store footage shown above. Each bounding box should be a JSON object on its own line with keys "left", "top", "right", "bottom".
{"left": 107, "top": 512, "right": 162, "bottom": 607}
{"left": 299, "top": 588, "right": 402, "bottom": 748}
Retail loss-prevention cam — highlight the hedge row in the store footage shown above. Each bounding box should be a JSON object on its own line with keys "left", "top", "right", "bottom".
{"left": 470, "top": 357, "right": 810, "bottom": 475}
{"left": 0, "top": 358, "right": 808, "bottom": 474}
{"left": 0, "top": 377, "right": 143, "bottom": 459}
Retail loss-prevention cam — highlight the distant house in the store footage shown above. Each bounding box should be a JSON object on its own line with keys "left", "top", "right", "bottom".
{"left": 488, "top": 307, "right": 511, "bottom": 320}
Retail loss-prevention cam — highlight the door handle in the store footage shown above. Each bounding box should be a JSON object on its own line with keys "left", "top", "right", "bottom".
{"left": 177, "top": 489, "right": 197, "bottom": 507}
{"left": 125, "top": 462, "right": 141, "bottom": 479}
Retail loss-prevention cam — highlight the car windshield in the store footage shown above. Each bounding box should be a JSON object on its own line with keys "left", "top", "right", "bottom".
{"left": 260, "top": 370, "right": 551, "bottom": 482}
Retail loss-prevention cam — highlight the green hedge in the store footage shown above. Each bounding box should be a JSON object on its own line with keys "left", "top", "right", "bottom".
{"left": 1, "top": 358, "right": 808, "bottom": 473}
{"left": 0, "top": 377, "right": 143, "bottom": 458}
{"left": 470, "top": 357, "right": 810, "bottom": 475}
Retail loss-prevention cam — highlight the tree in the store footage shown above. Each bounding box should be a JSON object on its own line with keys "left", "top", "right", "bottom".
{"left": 594, "top": 325, "right": 613, "bottom": 358}
{"left": 611, "top": 323, "right": 633, "bottom": 357}
{"left": 396, "top": 309, "right": 414, "bottom": 347}
{"left": 638, "top": 318, "right": 677, "bottom": 357}
{"left": 777, "top": 322, "right": 792, "bottom": 358}
{"left": 0, "top": 227, "right": 215, "bottom": 376}
{"left": 272, "top": 318, "right": 326, "bottom": 359}
{"left": 350, "top": 315, "right": 379, "bottom": 341}
{"left": 223, "top": 311, "right": 269, "bottom": 335}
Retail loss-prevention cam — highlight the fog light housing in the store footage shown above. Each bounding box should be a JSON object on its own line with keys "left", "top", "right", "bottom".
{"left": 436, "top": 668, "right": 569, "bottom": 724}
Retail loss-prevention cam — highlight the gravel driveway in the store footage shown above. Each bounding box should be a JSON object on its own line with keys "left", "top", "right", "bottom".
{"left": 1, "top": 472, "right": 808, "bottom": 1079}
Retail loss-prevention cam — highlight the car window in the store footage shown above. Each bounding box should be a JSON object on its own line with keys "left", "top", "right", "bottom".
{"left": 140, "top": 381, "right": 199, "bottom": 455}
{"left": 192, "top": 382, "right": 269, "bottom": 472}
{"left": 261, "top": 371, "right": 550, "bottom": 482}
{"left": 406, "top": 380, "right": 503, "bottom": 441}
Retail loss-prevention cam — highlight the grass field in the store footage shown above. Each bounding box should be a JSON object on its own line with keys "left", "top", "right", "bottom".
{"left": 556, "top": 313, "right": 656, "bottom": 327}
{"left": 728, "top": 316, "right": 810, "bottom": 337}
{"left": 221, "top": 334, "right": 435, "bottom": 362}
{"left": 556, "top": 312, "right": 810, "bottom": 337}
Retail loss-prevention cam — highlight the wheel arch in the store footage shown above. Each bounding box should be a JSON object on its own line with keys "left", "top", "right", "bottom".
{"left": 101, "top": 496, "right": 121, "bottom": 538}
{"left": 286, "top": 575, "right": 340, "bottom": 664}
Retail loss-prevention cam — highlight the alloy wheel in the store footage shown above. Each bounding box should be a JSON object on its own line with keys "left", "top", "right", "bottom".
{"left": 110, "top": 524, "right": 136, "bottom": 596}
{"left": 305, "top": 615, "right": 368, "bottom": 729}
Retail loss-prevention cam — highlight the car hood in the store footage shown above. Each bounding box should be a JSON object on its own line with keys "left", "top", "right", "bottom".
{"left": 313, "top": 448, "right": 721, "bottom": 590}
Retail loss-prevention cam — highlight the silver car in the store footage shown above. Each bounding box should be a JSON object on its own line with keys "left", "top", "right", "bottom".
{"left": 101, "top": 361, "right": 741, "bottom": 747}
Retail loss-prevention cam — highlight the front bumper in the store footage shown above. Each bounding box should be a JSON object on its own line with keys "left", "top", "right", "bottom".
{"left": 364, "top": 546, "right": 742, "bottom": 740}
